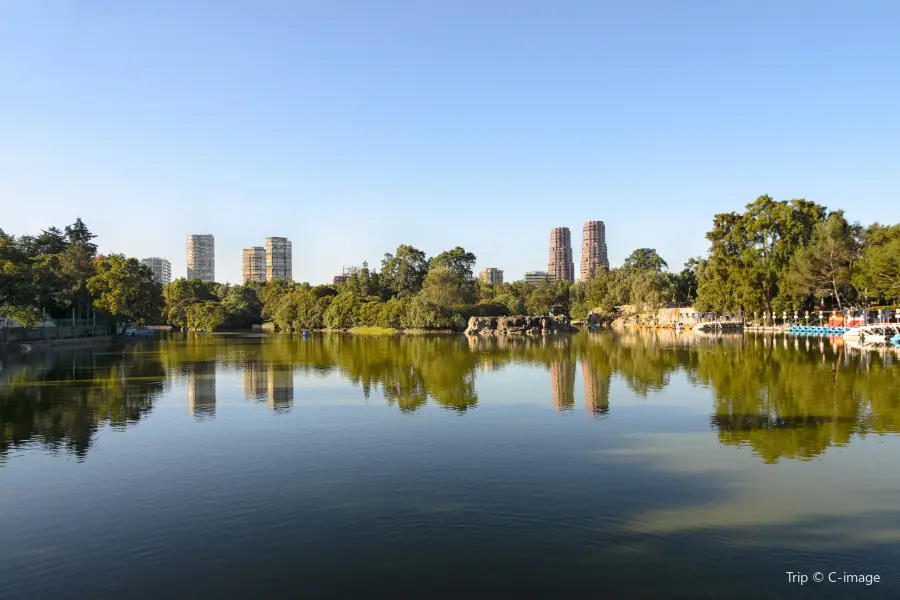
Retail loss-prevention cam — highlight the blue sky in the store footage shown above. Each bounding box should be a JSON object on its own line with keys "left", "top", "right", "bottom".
{"left": 2, "top": 1, "right": 898, "bottom": 284}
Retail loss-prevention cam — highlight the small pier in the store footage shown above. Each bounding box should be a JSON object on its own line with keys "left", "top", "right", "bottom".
{"left": 789, "top": 325, "right": 850, "bottom": 336}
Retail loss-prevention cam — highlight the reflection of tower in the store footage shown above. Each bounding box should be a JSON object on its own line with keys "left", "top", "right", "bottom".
{"left": 243, "top": 361, "right": 268, "bottom": 401}
{"left": 550, "top": 361, "right": 576, "bottom": 410}
{"left": 187, "top": 362, "right": 216, "bottom": 419}
{"left": 268, "top": 364, "right": 294, "bottom": 412}
{"left": 582, "top": 363, "right": 610, "bottom": 416}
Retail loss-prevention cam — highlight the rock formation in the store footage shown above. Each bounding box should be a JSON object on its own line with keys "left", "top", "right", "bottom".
{"left": 464, "top": 315, "right": 577, "bottom": 336}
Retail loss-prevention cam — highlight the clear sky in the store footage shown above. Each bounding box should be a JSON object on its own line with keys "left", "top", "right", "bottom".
{"left": 2, "top": 1, "right": 898, "bottom": 284}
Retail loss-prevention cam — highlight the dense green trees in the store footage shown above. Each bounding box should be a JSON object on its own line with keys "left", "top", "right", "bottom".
{"left": 0, "top": 219, "right": 118, "bottom": 326}
{"left": 854, "top": 224, "right": 900, "bottom": 304}
{"left": 787, "top": 212, "right": 861, "bottom": 309}
{"left": 694, "top": 196, "right": 900, "bottom": 313}
{"left": 380, "top": 245, "right": 428, "bottom": 298}
{"left": 86, "top": 255, "right": 163, "bottom": 332}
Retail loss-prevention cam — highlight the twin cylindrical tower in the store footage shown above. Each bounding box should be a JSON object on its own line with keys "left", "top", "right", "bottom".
{"left": 546, "top": 221, "right": 609, "bottom": 283}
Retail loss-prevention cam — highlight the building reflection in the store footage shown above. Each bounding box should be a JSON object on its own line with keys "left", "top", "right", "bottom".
{"left": 242, "top": 362, "right": 294, "bottom": 412}
{"left": 550, "top": 360, "right": 575, "bottom": 411}
{"left": 582, "top": 362, "right": 610, "bottom": 416}
{"left": 243, "top": 360, "right": 268, "bottom": 402}
{"left": 187, "top": 361, "right": 216, "bottom": 419}
{"left": 267, "top": 364, "right": 294, "bottom": 413}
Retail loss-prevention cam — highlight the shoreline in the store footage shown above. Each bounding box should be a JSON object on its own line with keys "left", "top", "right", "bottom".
{"left": 0, "top": 335, "right": 144, "bottom": 355}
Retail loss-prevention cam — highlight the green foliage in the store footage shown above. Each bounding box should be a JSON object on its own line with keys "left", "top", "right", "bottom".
{"left": 381, "top": 245, "right": 428, "bottom": 298}
{"left": 696, "top": 196, "right": 828, "bottom": 313}
{"left": 623, "top": 248, "right": 668, "bottom": 274}
{"left": 787, "top": 212, "right": 862, "bottom": 308}
{"left": 86, "top": 254, "right": 163, "bottom": 330}
{"left": 185, "top": 301, "right": 227, "bottom": 331}
{"left": 851, "top": 224, "right": 900, "bottom": 305}
{"left": 163, "top": 279, "right": 216, "bottom": 329}
{"left": 324, "top": 293, "right": 362, "bottom": 329}
{"left": 0, "top": 230, "right": 41, "bottom": 325}
{"left": 402, "top": 296, "right": 463, "bottom": 330}
{"left": 0, "top": 219, "right": 104, "bottom": 324}
{"left": 428, "top": 246, "right": 477, "bottom": 303}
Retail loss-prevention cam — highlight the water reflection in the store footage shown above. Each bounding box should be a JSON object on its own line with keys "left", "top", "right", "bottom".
{"left": 550, "top": 360, "right": 576, "bottom": 411}
{"left": 2, "top": 331, "right": 900, "bottom": 464}
{"left": 267, "top": 364, "right": 294, "bottom": 413}
{"left": 583, "top": 362, "right": 610, "bottom": 416}
{"left": 0, "top": 345, "right": 165, "bottom": 462}
{"left": 187, "top": 362, "right": 216, "bottom": 420}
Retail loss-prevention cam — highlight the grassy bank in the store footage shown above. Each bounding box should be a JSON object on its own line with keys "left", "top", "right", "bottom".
{"left": 346, "top": 326, "right": 399, "bottom": 335}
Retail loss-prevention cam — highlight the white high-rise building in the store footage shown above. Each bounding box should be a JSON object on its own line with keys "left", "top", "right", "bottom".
{"left": 187, "top": 234, "right": 215, "bottom": 282}
{"left": 140, "top": 257, "right": 172, "bottom": 284}
{"left": 266, "top": 237, "right": 292, "bottom": 281}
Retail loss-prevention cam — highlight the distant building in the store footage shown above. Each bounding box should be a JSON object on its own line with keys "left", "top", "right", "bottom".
{"left": 242, "top": 247, "right": 266, "bottom": 283}
{"left": 141, "top": 257, "right": 171, "bottom": 284}
{"left": 548, "top": 227, "right": 574, "bottom": 283}
{"left": 187, "top": 234, "right": 215, "bottom": 282}
{"left": 333, "top": 275, "right": 349, "bottom": 285}
{"left": 580, "top": 221, "right": 609, "bottom": 279}
{"left": 524, "top": 270, "right": 551, "bottom": 285}
{"left": 479, "top": 267, "right": 504, "bottom": 285}
{"left": 266, "top": 237, "right": 292, "bottom": 281}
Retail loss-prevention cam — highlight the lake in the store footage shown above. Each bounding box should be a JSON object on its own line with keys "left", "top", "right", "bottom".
{"left": 2, "top": 331, "right": 899, "bottom": 599}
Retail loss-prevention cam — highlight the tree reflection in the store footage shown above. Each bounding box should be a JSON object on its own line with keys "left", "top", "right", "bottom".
{"left": 0, "top": 344, "right": 164, "bottom": 462}
{"left": 3, "top": 331, "right": 900, "bottom": 463}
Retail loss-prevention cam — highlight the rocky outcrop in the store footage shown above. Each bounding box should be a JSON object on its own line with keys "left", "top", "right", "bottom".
{"left": 464, "top": 315, "right": 577, "bottom": 336}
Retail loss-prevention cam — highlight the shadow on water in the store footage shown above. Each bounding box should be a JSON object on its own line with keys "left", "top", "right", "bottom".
{"left": 1, "top": 331, "right": 899, "bottom": 465}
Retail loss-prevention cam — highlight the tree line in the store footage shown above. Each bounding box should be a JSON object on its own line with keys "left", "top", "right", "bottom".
{"left": 2, "top": 197, "right": 899, "bottom": 331}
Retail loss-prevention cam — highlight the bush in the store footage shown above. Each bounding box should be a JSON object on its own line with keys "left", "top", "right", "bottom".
{"left": 402, "top": 296, "right": 464, "bottom": 330}
{"left": 186, "top": 301, "right": 227, "bottom": 332}
{"left": 324, "top": 293, "right": 362, "bottom": 329}
{"left": 378, "top": 297, "right": 409, "bottom": 329}
{"left": 462, "top": 302, "right": 510, "bottom": 318}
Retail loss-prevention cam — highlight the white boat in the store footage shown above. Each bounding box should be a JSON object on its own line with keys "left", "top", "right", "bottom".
{"left": 843, "top": 325, "right": 900, "bottom": 342}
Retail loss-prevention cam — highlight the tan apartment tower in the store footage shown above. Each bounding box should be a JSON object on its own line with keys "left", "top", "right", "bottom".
{"left": 548, "top": 227, "right": 574, "bottom": 283}
{"left": 479, "top": 268, "right": 504, "bottom": 285}
{"left": 186, "top": 234, "right": 215, "bottom": 282}
{"left": 242, "top": 247, "right": 266, "bottom": 283}
{"left": 266, "top": 237, "right": 292, "bottom": 281}
{"left": 580, "top": 221, "right": 609, "bottom": 279}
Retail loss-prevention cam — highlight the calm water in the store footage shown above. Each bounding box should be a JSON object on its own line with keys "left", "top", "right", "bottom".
{"left": 2, "top": 331, "right": 900, "bottom": 599}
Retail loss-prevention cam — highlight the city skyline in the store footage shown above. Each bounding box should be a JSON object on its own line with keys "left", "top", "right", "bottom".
{"left": 3, "top": 3, "right": 898, "bottom": 284}
{"left": 139, "top": 223, "right": 618, "bottom": 285}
